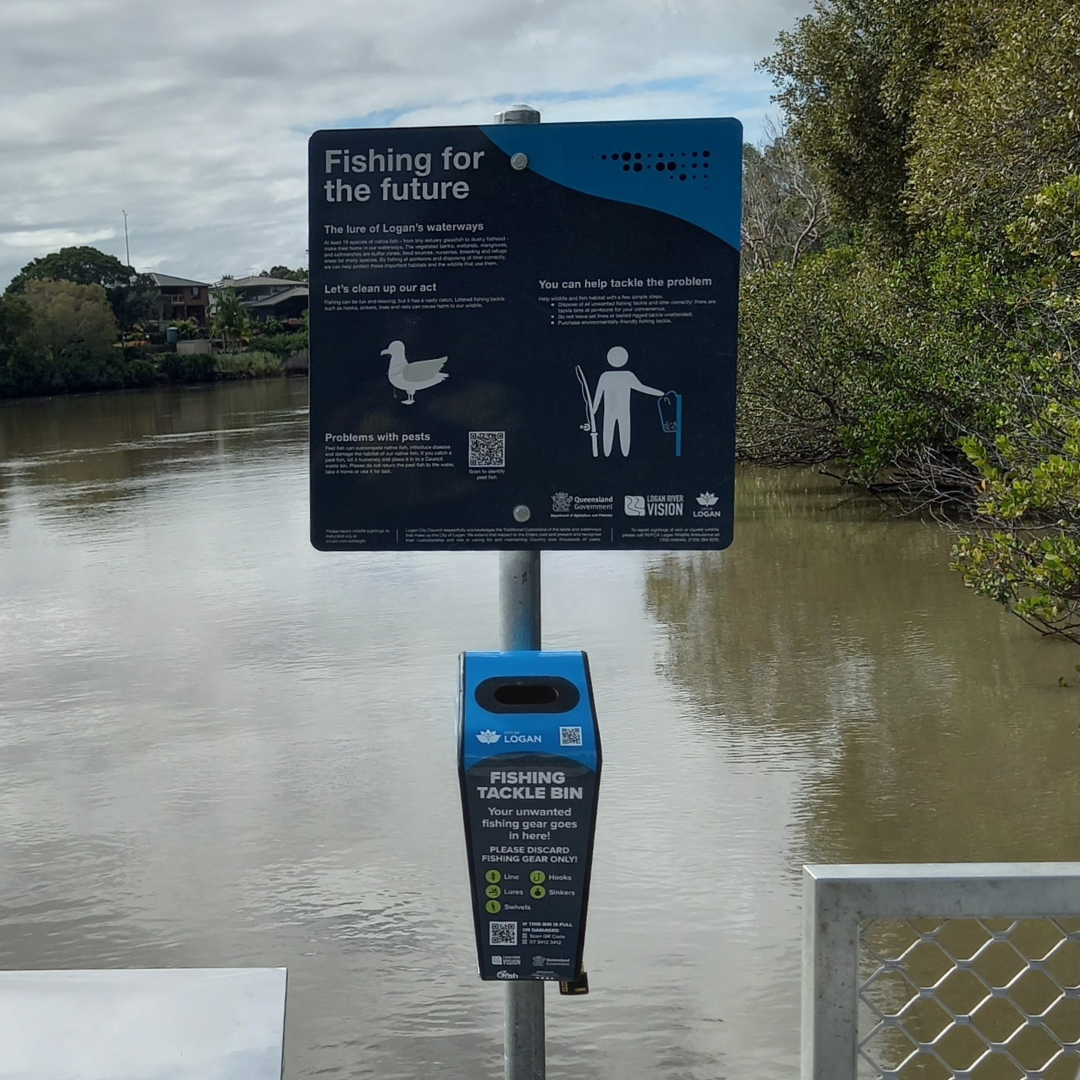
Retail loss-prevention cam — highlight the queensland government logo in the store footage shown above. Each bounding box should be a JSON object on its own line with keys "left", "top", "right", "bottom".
{"left": 553, "top": 492, "right": 613, "bottom": 518}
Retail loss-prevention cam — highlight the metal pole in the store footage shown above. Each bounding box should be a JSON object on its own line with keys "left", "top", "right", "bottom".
{"left": 499, "top": 550, "right": 541, "bottom": 651}
{"left": 122, "top": 210, "right": 130, "bottom": 268}
{"left": 496, "top": 102, "right": 544, "bottom": 1080}
{"left": 504, "top": 972, "right": 545, "bottom": 1080}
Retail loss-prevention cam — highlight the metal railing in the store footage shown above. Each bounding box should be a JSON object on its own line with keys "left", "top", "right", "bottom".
{"left": 802, "top": 864, "right": 1080, "bottom": 1080}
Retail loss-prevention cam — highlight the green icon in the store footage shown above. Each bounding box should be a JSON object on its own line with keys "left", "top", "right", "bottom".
{"left": 530, "top": 885, "right": 546, "bottom": 899}
{"left": 486, "top": 885, "right": 502, "bottom": 899}
{"left": 530, "top": 871, "right": 546, "bottom": 885}
{"left": 486, "top": 900, "right": 502, "bottom": 914}
{"left": 485, "top": 870, "right": 502, "bottom": 884}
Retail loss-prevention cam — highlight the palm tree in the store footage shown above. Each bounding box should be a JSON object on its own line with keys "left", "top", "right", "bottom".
{"left": 211, "top": 287, "right": 250, "bottom": 349}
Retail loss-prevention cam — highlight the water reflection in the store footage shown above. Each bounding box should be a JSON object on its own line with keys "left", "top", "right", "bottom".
{"left": 0, "top": 381, "right": 306, "bottom": 526}
{"left": 644, "top": 468, "right": 1080, "bottom": 868}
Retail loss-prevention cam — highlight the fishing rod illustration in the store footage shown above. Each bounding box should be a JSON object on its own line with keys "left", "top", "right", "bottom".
{"left": 575, "top": 364, "right": 598, "bottom": 457}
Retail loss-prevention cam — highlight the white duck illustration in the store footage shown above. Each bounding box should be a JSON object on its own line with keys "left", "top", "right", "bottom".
{"left": 381, "top": 340, "right": 449, "bottom": 405}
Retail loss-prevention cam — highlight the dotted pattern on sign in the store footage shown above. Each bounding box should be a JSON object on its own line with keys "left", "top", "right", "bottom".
{"left": 598, "top": 148, "right": 712, "bottom": 183}
{"left": 856, "top": 916, "right": 1080, "bottom": 1079}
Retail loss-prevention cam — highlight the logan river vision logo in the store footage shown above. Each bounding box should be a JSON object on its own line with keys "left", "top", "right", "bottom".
{"left": 625, "top": 495, "right": 683, "bottom": 516}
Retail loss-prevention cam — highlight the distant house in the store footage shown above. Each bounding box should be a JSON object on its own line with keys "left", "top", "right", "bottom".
{"left": 148, "top": 273, "right": 212, "bottom": 326}
{"left": 213, "top": 276, "right": 309, "bottom": 327}
{"left": 241, "top": 285, "right": 309, "bottom": 325}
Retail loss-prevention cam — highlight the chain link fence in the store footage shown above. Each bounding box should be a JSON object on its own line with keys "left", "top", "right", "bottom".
{"left": 858, "top": 916, "right": 1080, "bottom": 1078}
{"left": 803, "top": 865, "right": 1080, "bottom": 1080}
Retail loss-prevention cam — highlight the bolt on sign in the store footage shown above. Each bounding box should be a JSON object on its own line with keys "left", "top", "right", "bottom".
{"left": 308, "top": 118, "right": 742, "bottom": 551}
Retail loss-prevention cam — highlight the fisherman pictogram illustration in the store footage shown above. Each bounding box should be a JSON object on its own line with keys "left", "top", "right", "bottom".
{"left": 576, "top": 346, "right": 679, "bottom": 457}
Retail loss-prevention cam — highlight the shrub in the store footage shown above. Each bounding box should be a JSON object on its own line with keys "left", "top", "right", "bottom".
{"left": 157, "top": 351, "right": 216, "bottom": 384}
{"left": 213, "top": 351, "right": 284, "bottom": 378}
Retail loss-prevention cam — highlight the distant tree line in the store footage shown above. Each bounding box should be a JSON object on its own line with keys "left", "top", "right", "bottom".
{"left": 0, "top": 247, "right": 159, "bottom": 395}
{"left": 263, "top": 265, "right": 308, "bottom": 282}
{"left": 0, "top": 248, "right": 307, "bottom": 397}
{"left": 741, "top": 0, "right": 1080, "bottom": 643}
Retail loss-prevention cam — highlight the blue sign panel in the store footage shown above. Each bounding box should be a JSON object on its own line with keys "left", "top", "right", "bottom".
{"left": 458, "top": 652, "right": 601, "bottom": 982}
{"left": 309, "top": 118, "right": 741, "bottom": 550}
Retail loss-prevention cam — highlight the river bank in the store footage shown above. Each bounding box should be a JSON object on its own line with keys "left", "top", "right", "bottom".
{"left": 0, "top": 350, "right": 307, "bottom": 406}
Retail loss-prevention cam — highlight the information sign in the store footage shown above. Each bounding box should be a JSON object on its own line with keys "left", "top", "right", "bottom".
{"left": 458, "top": 652, "right": 601, "bottom": 982}
{"left": 309, "top": 118, "right": 741, "bottom": 550}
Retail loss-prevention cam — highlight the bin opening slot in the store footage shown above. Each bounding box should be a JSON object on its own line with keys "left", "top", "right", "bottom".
{"left": 494, "top": 684, "right": 557, "bottom": 706}
{"left": 475, "top": 676, "right": 581, "bottom": 714}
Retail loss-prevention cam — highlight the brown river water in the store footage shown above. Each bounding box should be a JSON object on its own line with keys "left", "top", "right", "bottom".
{"left": 1, "top": 378, "right": 1077, "bottom": 1079}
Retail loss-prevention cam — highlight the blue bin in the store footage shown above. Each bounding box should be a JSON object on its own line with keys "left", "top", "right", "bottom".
{"left": 458, "top": 651, "right": 601, "bottom": 983}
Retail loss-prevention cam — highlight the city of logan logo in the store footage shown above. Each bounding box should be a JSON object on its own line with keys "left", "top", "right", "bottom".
{"left": 696, "top": 492, "right": 718, "bottom": 507}
{"left": 477, "top": 730, "right": 501, "bottom": 744}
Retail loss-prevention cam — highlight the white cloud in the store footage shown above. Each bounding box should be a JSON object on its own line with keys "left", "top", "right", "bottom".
{"left": 0, "top": 0, "right": 808, "bottom": 288}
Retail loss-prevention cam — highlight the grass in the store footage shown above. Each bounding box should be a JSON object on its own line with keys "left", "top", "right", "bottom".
{"left": 213, "top": 351, "right": 285, "bottom": 379}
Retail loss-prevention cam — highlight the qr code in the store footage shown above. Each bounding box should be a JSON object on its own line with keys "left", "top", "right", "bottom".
{"left": 489, "top": 922, "right": 518, "bottom": 946}
{"left": 560, "top": 726, "right": 583, "bottom": 746}
{"left": 469, "top": 431, "right": 505, "bottom": 468}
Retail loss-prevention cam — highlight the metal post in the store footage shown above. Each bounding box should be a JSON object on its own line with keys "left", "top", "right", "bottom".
{"left": 496, "top": 102, "right": 544, "bottom": 1080}
{"left": 499, "top": 550, "right": 541, "bottom": 651}
{"left": 499, "top": 548, "right": 544, "bottom": 1080}
{"left": 504, "top": 975, "right": 545, "bottom": 1080}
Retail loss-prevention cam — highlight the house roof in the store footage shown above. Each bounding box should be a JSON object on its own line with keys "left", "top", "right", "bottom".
{"left": 242, "top": 285, "right": 310, "bottom": 308}
{"left": 149, "top": 273, "right": 210, "bottom": 288}
{"left": 215, "top": 276, "right": 301, "bottom": 290}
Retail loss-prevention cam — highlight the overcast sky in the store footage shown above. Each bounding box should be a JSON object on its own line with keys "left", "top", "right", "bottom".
{"left": 0, "top": 0, "right": 810, "bottom": 289}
